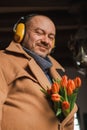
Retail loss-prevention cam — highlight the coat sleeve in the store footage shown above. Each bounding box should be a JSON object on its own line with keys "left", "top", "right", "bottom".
{"left": 57, "top": 104, "right": 78, "bottom": 130}
{"left": 0, "top": 68, "right": 8, "bottom": 130}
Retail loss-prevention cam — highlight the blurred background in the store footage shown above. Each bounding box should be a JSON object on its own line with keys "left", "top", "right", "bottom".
{"left": 0, "top": 0, "right": 87, "bottom": 129}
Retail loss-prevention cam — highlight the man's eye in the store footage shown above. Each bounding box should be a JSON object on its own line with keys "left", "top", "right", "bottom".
{"left": 35, "top": 30, "right": 44, "bottom": 35}
{"left": 49, "top": 36, "right": 55, "bottom": 41}
{"left": 36, "top": 31, "right": 43, "bottom": 35}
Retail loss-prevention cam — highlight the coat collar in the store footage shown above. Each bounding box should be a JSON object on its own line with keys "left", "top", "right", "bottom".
{"left": 28, "top": 58, "right": 52, "bottom": 89}
{"left": 23, "top": 46, "right": 52, "bottom": 72}
{"left": 6, "top": 41, "right": 65, "bottom": 89}
{"left": 6, "top": 41, "right": 31, "bottom": 59}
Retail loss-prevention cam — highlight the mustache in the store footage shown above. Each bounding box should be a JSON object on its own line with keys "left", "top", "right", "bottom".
{"left": 37, "top": 42, "right": 50, "bottom": 49}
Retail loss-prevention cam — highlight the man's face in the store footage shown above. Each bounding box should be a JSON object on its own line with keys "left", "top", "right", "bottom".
{"left": 23, "top": 16, "right": 56, "bottom": 58}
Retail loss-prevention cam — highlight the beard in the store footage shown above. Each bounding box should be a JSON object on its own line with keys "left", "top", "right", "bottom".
{"left": 31, "top": 42, "right": 52, "bottom": 57}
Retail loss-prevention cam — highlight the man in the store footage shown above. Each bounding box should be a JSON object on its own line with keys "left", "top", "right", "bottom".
{"left": 0, "top": 14, "right": 77, "bottom": 130}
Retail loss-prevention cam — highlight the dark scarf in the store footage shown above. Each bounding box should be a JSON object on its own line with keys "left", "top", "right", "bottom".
{"left": 23, "top": 47, "right": 52, "bottom": 83}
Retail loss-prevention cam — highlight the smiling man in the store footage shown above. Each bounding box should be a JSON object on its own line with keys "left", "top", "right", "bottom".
{"left": 0, "top": 14, "right": 77, "bottom": 130}
{"left": 22, "top": 15, "right": 56, "bottom": 57}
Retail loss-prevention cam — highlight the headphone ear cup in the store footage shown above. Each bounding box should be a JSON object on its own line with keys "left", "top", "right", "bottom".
{"left": 14, "top": 23, "right": 25, "bottom": 43}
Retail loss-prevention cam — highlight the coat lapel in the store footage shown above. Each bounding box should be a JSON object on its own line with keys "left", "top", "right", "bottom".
{"left": 6, "top": 41, "right": 65, "bottom": 89}
{"left": 28, "top": 58, "right": 51, "bottom": 89}
{"left": 50, "top": 66, "right": 62, "bottom": 80}
{"left": 48, "top": 55, "right": 65, "bottom": 80}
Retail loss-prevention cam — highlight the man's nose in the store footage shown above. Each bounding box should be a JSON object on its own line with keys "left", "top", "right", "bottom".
{"left": 42, "top": 35, "right": 49, "bottom": 44}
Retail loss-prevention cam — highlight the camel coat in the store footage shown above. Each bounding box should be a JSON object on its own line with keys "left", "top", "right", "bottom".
{"left": 0, "top": 41, "right": 77, "bottom": 130}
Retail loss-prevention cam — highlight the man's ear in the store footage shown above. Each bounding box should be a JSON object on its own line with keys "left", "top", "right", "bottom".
{"left": 51, "top": 39, "right": 56, "bottom": 54}
{"left": 52, "top": 39, "right": 55, "bottom": 49}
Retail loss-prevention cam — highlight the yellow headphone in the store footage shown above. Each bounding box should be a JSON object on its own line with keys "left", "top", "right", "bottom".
{"left": 13, "top": 16, "right": 25, "bottom": 43}
{"left": 13, "top": 14, "right": 39, "bottom": 43}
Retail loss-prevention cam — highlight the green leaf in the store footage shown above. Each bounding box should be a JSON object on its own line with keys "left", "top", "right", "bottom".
{"left": 64, "top": 87, "right": 68, "bottom": 101}
{"left": 40, "top": 88, "right": 47, "bottom": 94}
{"left": 63, "top": 108, "right": 70, "bottom": 117}
{"left": 69, "top": 93, "right": 77, "bottom": 111}
{"left": 56, "top": 108, "right": 62, "bottom": 116}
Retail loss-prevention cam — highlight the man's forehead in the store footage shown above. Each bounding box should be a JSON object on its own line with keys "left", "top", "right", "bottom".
{"left": 31, "top": 16, "right": 55, "bottom": 29}
{"left": 27, "top": 15, "right": 55, "bottom": 26}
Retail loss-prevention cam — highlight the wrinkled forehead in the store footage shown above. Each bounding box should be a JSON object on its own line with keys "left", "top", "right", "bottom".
{"left": 26, "top": 15, "right": 56, "bottom": 34}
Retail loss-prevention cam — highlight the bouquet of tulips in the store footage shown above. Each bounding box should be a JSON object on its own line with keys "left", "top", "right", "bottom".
{"left": 41, "top": 75, "right": 81, "bottom": 121}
